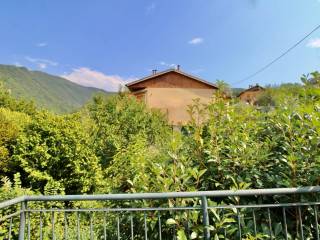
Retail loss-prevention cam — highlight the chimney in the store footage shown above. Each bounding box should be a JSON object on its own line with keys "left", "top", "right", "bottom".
{"left": 176, "top": 65, "right": 180, "bottom": 71}
{"left": 152, "top": 69, "right": 157, "bottom": 75}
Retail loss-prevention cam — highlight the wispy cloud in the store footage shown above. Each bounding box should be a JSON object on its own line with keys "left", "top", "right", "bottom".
{"left": 25, "top": 56, "right": 58, "bottom": 69}
{"left": 146, "top": 2, "right": 156, "bottom": 14}
{"left": 191, "top": 68, "right": 204, "bottom": 74}
{"left": 36, "top": 42, "right": 48, "bottom": 47}
{"left": 62, "top": 67, "right": 136, "bottom": 92}
{"left": 159, "top": 61, "right": 176, "bottom": 68}
{"left": 188, "top": 37, "right": 204, "bottom": 45}
{"left": 307, "top": 38, "right": 320, "bottom": 48}
{"left": 14, "top": 62, "right": 23, "bottom": 67}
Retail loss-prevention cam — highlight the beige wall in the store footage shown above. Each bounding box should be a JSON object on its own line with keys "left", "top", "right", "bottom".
{"left": 145, "top": 88, "right": 216, "bottom": 125}
{"left": 239, "top": 90, "right": 264, "bottom": 104}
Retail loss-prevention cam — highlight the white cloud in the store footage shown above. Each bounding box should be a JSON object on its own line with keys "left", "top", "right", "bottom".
{"left": 14, "top": 62, "right": 22, "bottom": 67}
{"left": 38, "top": 63, "right": 47, "bottom": 69}
{"left": 159, "top": 61, "right": 176, "bottom": 68}
{"left": 188, "top": 37, "right": 204, "bottom": 45}
{"left": 25, "top": 56, "right": 58, "bottom": 69}
{"left": 191, "top": 68, "right": 204, "bottom": 74}
{"left": 36, "top": 42, "right": 48, "bottom": 47}
{"left": 146, "top": 2, "right": 156, "bottom": 14}
{"left": 62, "top": 67, "right": 136, "bottom": 92}
{"left": 307, "top": 38, "right": 320, "bottom": 48}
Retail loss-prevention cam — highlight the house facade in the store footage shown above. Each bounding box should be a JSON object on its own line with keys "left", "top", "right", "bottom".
{"left": 238, "top": 84, "right": 265, "bottom": 105}
{"left": 126, "top": 68, "right": 218, "bottom": 125}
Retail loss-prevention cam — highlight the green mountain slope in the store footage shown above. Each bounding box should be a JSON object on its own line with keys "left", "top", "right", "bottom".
{"left": 0, "top": 64, "right": 112, "bottom": 113}
{"left": 232, "top": 88, "right": 245, "bottom": 97}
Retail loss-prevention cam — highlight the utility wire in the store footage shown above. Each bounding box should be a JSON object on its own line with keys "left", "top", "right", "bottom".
{"left": 233, "top": 23, "right": 320, "bottom": 85}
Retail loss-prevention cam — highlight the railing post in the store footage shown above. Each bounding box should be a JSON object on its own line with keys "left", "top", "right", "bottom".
{"left": 19, "top": 201, "right": 26, "bottom": 240}
{"left": 201, "top": 196, "right": 210, "bottom": 240}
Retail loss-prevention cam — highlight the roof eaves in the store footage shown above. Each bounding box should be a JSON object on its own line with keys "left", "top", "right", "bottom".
{"left": 177, "top": 70, "right": 218, "bottom": 88}
{"left": 126, "top": 69, "right": 218, "bottom": 89}
{"left": 125, "top": 69, "right": 173, "bottom": 87}
{"left": 237, "top": 85, "right": 265, "bottom": 97}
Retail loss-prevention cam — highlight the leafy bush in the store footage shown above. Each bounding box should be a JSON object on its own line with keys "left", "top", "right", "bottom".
{"left": 12, "top": 111, "right": 102, "bottom": 194}
{"left": 1, "top": 75, "right": 320, "bottom": 239}
{"left": 87, "top": 94, "right": 171, "bottom": 168}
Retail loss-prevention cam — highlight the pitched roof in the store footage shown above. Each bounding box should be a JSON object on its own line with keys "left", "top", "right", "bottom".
{"left": 125, "top": 69, "right": 218, "bottom": 89}
{"left": 237, "top": 84, "right": 265, "bottom": 97}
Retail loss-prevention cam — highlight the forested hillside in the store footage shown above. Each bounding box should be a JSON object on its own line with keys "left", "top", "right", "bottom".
{"left": 0, "top": 71, "right": 320, "bottom": 239}
{"left": 0, "top": 64, "right": 112, "bottom": 113}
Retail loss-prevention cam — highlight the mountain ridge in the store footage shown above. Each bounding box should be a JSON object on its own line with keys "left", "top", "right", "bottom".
{"left": 0, "top": 64, "right": 112, "bottom": 113}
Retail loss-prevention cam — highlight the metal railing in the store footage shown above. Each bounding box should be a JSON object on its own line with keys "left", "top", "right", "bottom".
{"left": 1, "top": 186, "right": 320, "bottom": 239}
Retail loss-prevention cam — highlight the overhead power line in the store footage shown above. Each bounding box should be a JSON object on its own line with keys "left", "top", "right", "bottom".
{"left": 234, "top": 23, "right": 320, "bottom": 85}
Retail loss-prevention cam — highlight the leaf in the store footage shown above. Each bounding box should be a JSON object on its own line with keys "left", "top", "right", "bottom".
{"left": 222, "top": 218, "right": 236, "bottom": 224}
{"left": 210, "top": 208, "right": 220, "bottom": 221}
{"left": 177, "top": 229, "right": 187, "bottom": 240}
{"left": 274, "top": 222, "right": 282, "bottom": 236}
{"left": 191, "top": 232, "right": 198, "bottom": 239}
{"left": 198, "top": 169, "right": 207, "bottom": 178}
{"left": 190, "top": 168, "right": 198, "bottom": 180}
{"left": 166, "top": 218, "right": 177, "bottom": 225}
{"left": 126, "top": 179, "right": 134, "bottom": 186}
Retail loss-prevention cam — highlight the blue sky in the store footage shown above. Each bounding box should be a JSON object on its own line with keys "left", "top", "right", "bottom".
{"left": 0, "top": 0, "right": 320, "bottom": 91}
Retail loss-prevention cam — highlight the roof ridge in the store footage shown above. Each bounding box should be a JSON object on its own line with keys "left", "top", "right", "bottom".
{"left": 126, "top": 69, "right": 218, "bottom": 88}
{"left": 237, "top": 85, "right": 265, "bottom": 97}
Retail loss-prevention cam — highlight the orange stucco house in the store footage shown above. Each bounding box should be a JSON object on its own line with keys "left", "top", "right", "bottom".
{"left": 238, "top": 84, "right": 265, "bottom": 105}
{"left": 126, "top": 67, "right": 218, "bottom": 125}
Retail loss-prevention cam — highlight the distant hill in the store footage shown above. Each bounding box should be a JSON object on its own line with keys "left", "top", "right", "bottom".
{"left": 232, "top": 88, "right": 245, "bottom": 97}
{"left": 0, "top": 64, "right": 113, "bottom": 113}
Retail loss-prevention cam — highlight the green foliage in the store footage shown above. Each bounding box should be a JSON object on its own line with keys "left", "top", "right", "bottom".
{"left": 0, "top": 108, "right": 31, "bottom": 176}
{"left": 87, "top": 94, "right": 171, "bottom": 168}
{"left": 0, "top": 112, "right": 17, "bottom": 169}
{"left": 1, "top": 72, "right": 320, "bottom": 239}
{"left": 0, "top": 173, "right": 34, "bottom": 202}
{"left": 0, "top": 82, "right": 36, "bottom": 115}
{"left": 255, "top": 89, "right": 275, "bottom": 107}
{"left": 0, "top": 173, "right": 34, "bottom": 238}
{"left": 301, "top": 71, "right": 320, "bottom": 87}
{"left": 215, "top": 79, "right": 232, "bottom": 97}
{"left": 12, "top": 111, "right": 102, "bottom": 194}
{"left": 185, "top": 84, "right": 320, "bottom": 189}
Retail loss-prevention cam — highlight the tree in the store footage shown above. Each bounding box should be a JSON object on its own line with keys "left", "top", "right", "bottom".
{"left": 0, "top": 81, "right": 36, "bottom": 115}
{"left": 301, "top": 71, "right": 320, "bottom": 87}
{"left": 87, "top": 94, "right": 171, "bottom": 168}
{"left": 0, "top": 108, "right": 30, "bottom": 177}
{"left": 12, "top": 111, "right": 102, "bottom": 194}
{"left": 215, "top": 79, "right": 232, "bottom": 97}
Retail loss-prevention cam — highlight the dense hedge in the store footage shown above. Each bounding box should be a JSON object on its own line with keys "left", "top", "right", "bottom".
{"left": 0, "top": 75, "right": 320, "bottom": 239}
